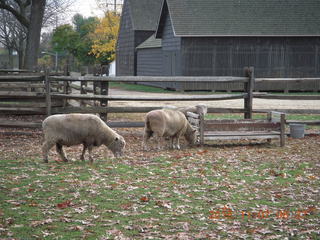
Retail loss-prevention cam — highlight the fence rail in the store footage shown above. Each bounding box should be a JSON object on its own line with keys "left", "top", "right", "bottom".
{"left": 0, "top": 67, "right": 320, "bottom": 129}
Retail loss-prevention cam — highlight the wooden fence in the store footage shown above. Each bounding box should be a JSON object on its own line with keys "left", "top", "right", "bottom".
{"left": 0, "top": 67, "right": 320, "bottom": 129}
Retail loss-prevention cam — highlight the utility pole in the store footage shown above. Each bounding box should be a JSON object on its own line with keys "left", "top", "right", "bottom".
{"left": 104, "top": 0, "right": 123, "bottom": 12}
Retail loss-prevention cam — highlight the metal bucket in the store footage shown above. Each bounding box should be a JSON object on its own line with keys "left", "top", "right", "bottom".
{"left": 290, "top": 124, "right": 305, "bottom": 138}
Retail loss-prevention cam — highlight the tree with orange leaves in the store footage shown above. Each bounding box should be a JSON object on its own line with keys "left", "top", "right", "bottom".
{"left": 90, "top": 11, "right": 120, "bottom": 64}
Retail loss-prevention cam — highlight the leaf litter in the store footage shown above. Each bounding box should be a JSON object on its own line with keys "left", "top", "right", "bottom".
{"left": 0, "top": 123, "right": 319, "bottom": 239}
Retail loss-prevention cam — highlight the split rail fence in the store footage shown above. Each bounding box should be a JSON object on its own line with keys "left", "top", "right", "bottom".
{"left": 0, "top": 67, "right": 320, "bottom": 129}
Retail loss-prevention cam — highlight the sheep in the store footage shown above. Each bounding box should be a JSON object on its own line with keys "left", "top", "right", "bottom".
{"left": 143, "top": 109, "right": 197, "bottom": 150}
{"left": 42, "top": 114, "right": 125, "bottom": 163}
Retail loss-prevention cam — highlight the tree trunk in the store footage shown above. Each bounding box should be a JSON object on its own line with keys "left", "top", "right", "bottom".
{"left": 18, "top": 49, "right": 24, "bottom": 69}
{"left": 8, "top": 48, "right": 13, "bottom": 69}
{"left": 24, "top": 0, "right": 46, "bottom": 70}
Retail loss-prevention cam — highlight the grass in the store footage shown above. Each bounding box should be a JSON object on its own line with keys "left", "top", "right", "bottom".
{"left": 0, "top": 131, "right": 319, "bottom": 239}
{"left": 110, "top": 82, "right": 171, "bottom": 93}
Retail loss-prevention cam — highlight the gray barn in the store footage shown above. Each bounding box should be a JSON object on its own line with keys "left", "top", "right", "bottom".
{"left": 116, "top": 0, "right": 162, "bottom": 76}
{"left": 118, "top": 0, "right": 320, "bottom": 91}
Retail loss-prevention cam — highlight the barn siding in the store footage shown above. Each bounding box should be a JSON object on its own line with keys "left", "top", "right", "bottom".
{"left": 178, "top": 37, "right": 320, "bottom": 91}
{"left": 159, "top": 9, "right": 182, "bottom": 89}
{"left": 116, "top": 0, "right": 135, "bottom": 76}
{"left": 181, "top": 37, "right": 320, "bottom": 77}
{"left": 137, "top": 48, "right": 163, "bottom": 76}
{"left": 116, "top": 1, "right": 154, "bottom": 76}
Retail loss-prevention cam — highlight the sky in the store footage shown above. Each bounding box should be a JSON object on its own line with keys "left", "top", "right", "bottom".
{"left": 68, "top": 0, "right": 104, "bottom": 21}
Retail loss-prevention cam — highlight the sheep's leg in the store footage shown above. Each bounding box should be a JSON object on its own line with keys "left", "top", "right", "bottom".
{"left": 174, "top": 134, "right": 183, "bottom": 150}
{"left": 42, "top": 141, "right": 55, "bottom": 163}
{"left": 142, "top": 130, "right": 152, "bottom": 151}
{"left": 172, "top": 136, "right": 178, "bottom": 149}
{"left": 56, "top": 143, "right": 68, "bottom": 162}
{"left": 154, "top": 133, "right": 163, "bottom": 150}
{"left": 81, "top": 144, "right": 87, "bottom": 161}
{"left": 176, "top": 138, "right": 181, "bottom": 150}
{"left": 170, "top": 137, "right": 175, "bottom": 149}
{"left": 88, "top": 145, "right": 94, "bottom": 163}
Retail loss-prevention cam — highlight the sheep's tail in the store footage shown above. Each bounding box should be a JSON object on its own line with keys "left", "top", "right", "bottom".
{"left": 144, "top": 116, "right": 153, "bottom": 137}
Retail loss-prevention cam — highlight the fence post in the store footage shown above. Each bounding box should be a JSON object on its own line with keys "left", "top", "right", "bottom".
{"left": 100, "top": 80, "right": 109, "bottom": 120}
{"left": 63, "top": 67, "right": 70, "bottom": 107}
{"left": 244, "top": 67, "right": 254, "bottom": 119}
{"left": 280, "top": 113, "right": 286, "bottom": 147}
{"left": 45, "top": 70, "right": 52, "bottom": 116}
{"left": 80, "top": 79, "right": 87, "bottom": 107}
{"left": 199, "top": 113, "right": 205, "bottom": 145}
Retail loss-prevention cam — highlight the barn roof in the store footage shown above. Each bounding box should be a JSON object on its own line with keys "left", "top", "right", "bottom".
{"left": 128, "top": 0, "right": 163, "bottom": 31}
{"left": 136, "top": 35, "right": 162, "bottom": 49}
{"left": 158, "top": 0, "right": 320, "bottom": 37}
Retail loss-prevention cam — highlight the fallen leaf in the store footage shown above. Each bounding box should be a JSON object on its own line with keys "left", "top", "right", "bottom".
{"left": 56, "top": 200, "right": 72, "bottom": 209}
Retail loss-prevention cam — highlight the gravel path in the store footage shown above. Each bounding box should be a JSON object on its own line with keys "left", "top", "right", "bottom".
{"left": 109, "top": 88, "right": 320, "bottom": 110}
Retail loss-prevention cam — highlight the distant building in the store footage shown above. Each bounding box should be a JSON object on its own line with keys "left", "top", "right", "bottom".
{"left": 0, "top": 48, "right": 18, "bottom": 69}
{"left": 116, "top": 0, "right": 162, "bottom": 76}
{"left": 117, "top": 0, "right": 320, "bottom": 91}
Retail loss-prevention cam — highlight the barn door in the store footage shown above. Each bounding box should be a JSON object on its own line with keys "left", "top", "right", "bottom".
{"left": 163, "top": 51, "right": 180, "bottom": 76}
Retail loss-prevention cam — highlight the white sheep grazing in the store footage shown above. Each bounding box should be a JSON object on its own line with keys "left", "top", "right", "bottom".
{"left": 143, "top": 109, "right": 197, "bottom": 150}
{"left": 42, "top": 114, "right": 125, "bottom": 163}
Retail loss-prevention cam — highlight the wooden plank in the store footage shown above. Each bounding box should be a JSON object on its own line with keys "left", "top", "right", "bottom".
{"left": 0, "top": 69, "right": 33, "bottom": 73}
{"left": 280, "top": 114, "right": 286, "bottom": 147}
{"left": 204, "top": 122, "right": 280, "bottom": 131}
{"left": 49, "top": 76, "right": 250, "bottom": 83}
{"left": 0, "top": 120, "right": 144, "bottom": 129}
{"left": 0, "top": 101, "right": 61, "bottom": 107}
{"left": 100, "top": 81, "right": 109, "bottom": 119}
{"left": 51, "top": 106, "right": 157, "bottom": 114}
{"left": 0, "top": 120, "right": 42, "bottom": 128}
{"left": 205, "top": 119, "right": 268, "bottom": 123}
{"left": 255, "top": 95, "right": 320, "bottom": 100}
{"left": 51, "top": 106, "right": 246, "bottom": 114}
{"left": 0, "top": 91, "right": 45, "bottom": 98}
{"left": 244, "top": 67, "right": 254, "bottom": 119}
{"left": 286, "top": 120, "right": 320, "bottom": 125}
{"left": 255, "top": 77, "right": 320, "bottom": 82}
{"left": 204, "top": 131, "right": 281, "bottom": 136}
{"left": 0, "top": 75, "right": 44, "bottom": 82}
{"left": 51, "top": 93, "right": 247, "bottom": 101}
{"left": 0, "top": 107, "right": 44, "bottom": 113}
{"left": 254, "top": 109, "right": 320, "bottom": 114}
{"left": 204, "top": 135, "right": 280, "bottom": 141}
{"left": 45, "top": 71, "right": 51, "bottom": 116}
{"left": 63, "top": 81, "right": 70, "bottom": 107}
{"left": 0, "top": 83, "right": 45, "bottom": 88}
{"left": 106, "top": 121, "right": 144, "bottom": 128}
{"left": 199, "top": 113, "right": 205, "bottom": 145}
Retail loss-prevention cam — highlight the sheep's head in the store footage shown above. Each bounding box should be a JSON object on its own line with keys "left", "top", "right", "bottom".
{"left": 185, "top": 127, "right": 197, "bottom": 146}
{"left": 108, "top": 135, "right": 126, "bottom": 157}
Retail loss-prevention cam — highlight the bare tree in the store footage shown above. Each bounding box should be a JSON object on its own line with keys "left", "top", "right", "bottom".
{"left": 0, "top": 0, "right": 46, "bottom": 70}
{"left": 0, "top": 0, "right": 75, "bottom": 69}
{"left": 0, "top": 8, "right": 27, "bottom": 68}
